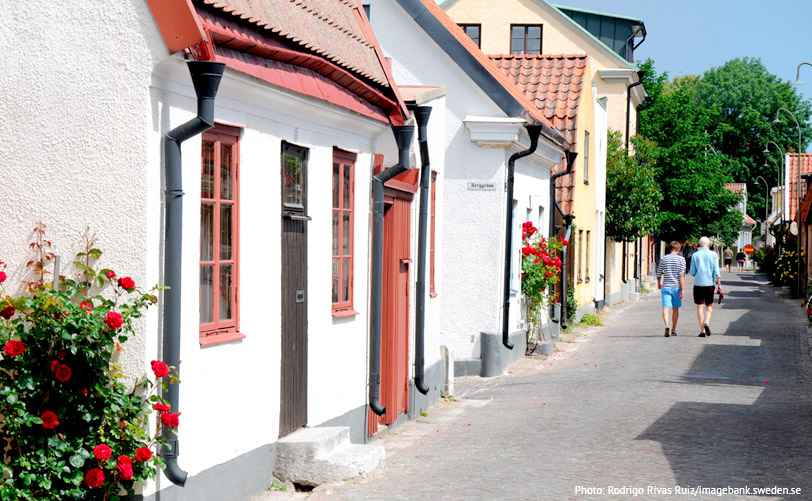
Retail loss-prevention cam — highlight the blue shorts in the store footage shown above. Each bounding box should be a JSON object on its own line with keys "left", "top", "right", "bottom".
{"left": 661, "top": 288, "right": 682, "bottom": 308}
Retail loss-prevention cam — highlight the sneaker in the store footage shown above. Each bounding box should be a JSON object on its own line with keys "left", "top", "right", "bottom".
{"left": 671, "top": 331, "right": 678, "bottom": 336}
{"left": 704, "top": 324, "right": 712, "bottom": 337}
{"left": 698, "top": 332, "right": 706, "bottom": 337}
{"left": 664, "top": 327, "right": 670, "bottom": 337}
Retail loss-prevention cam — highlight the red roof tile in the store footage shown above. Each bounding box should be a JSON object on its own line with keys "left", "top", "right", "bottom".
{"left": 200, "top": 0, "right": 389, "bottom": 86}
{"left": 725, "top": 182, "right": 746, "bottom": 194}
{"left": 743, "top": 214, "right": 757, "bottom": 225}
{"left": 413, "top": 0, "right": 563, "bottom": 138}
{"left": 787, "top": 154, "right": 812, "bottom": 222}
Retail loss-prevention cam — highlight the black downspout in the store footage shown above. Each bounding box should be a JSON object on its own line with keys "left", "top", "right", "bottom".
{"left": 369, "top": 125, "right": 415, "bottom": 416}
{"left": 559, "top": 215, "right": 575, "bottom": 329}
{"left": 161, "top": 60, "right": 226, "bottom": 487}
{"left": 625, "top": 71, "right": 645, "bottom": 150}
{"left": 411, "top": 106, "right": 432, "bottom": 395}
{"left": 548, "top": 151, "right": 578, "bottom": 323}
{"left": 502, "top": 125, "right": 543, "bottom": 350}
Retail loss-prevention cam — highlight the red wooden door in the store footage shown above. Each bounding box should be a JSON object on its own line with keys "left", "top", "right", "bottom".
{"left": 369, "top": 191, "right": 412, "bottom": 434}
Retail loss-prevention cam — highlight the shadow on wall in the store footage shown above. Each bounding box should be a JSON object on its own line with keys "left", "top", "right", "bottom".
{"left": 635, "top": 275, "right": 812, "bottom": 491}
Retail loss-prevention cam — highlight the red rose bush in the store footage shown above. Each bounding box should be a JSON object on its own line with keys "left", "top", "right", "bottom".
{"left": 520, "top": 221, "right": 566, "bottom": 351}
{"left": 0, "top": 228, "right": 176, "bottom": 500}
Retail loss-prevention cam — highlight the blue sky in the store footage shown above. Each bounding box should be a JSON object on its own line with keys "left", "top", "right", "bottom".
{"left": 557, "top": 0, "right": 812, "bottom": 105}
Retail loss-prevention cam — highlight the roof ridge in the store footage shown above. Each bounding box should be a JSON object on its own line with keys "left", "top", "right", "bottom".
{"left": 489, "top": 53, "right": 588, "bottom": 60}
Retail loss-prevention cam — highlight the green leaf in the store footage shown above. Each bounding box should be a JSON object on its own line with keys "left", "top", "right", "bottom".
{"left": 6, "top": 393, "right": 17, "bottom": 405}
{"left": 68, "top": 454, "right": 85, "bottom": 468}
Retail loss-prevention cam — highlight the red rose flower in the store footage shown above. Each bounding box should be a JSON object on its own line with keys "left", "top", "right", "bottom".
{"left": 54, "top": 363, "right": 72, "bottom": 383}
{"left": 117, "top": 455, "right": 132, "bottom": 465}
{"left": 93, "top": 444, "right": 112, "bottom": 461}
{"left": 104, "top": 311, "right": 123, "bottom": 330}
{"left": 117, "top": 461, "right": 134, "bottom": 481}
{"left": 0, "top": 306, "right": 14, "bottom": 320}
{"left": 82, "top": 388, "right": 88, "bottom": 395}
{"left": 41, "top": 410, "right": 59, "bottom": 429}
{"left": 3, "top": 340, "right": 25, "bottom": 357}
{"left": 160, "top": 411, "right": 180, "bottom": 429}
{"left": 79, "top": 301, "right": 93, "bottom": 312}
{"left": 0, "top": 271, "right": 6, "bottom": 283}
{"left": 117, "top": 277, "right": 135, "bottom": 290}
{"left": 106, "top": 271, "right": 116, "bottom": 279}
{"left": 560, "top": 239, "right": 568, "bottom": 246}
{"left": 154, "top": 403, "right": 170, "bottom": 412}
{"left": 84, "top": 468, "right": 105, "bottom": 488}
{"left": 151, "top": 360, "right": 169, "bottom": 378}
{"left": 134, "top": 446, "right": 153, "bottom": 463}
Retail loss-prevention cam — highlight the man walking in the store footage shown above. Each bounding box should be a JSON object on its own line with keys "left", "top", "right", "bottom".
{"left": 657, "top": 241, "right": 686, "bottom": 337}
{"left": 690, "top": 236, "right": 723, "bottom": 337}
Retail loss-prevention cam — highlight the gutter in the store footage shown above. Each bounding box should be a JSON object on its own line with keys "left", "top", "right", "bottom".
{"left": 548, "top": 151, "right": 578, "bottom": 323}
{"left": 410, "top": 105, "right": 432, "bottom": 394}
{"left": 559, "top": 215, "right": 575, "bottom": 330}
{"left": 369, "top": 125, "right": 415, "bottom": 416}
{"left": 501, "top": 125, "right": 543, "bottom": 349}
{"left": 161, "top": 60, "right": 226, "bottom": 487}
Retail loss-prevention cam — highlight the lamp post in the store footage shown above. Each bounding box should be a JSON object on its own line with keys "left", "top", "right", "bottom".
{"left": 773, "top": 107, "right": 804, "bottom": 294}
{"left": 755, "top": 175, "right": 769, "bottom": 223}
{"left": 793, "top": 62, "right": 812, "bottom": 85}
{"left": 764, "top": 140, "right": 786, "bottom": 226}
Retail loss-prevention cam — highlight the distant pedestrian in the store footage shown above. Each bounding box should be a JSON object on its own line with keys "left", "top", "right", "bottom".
{"left": 690, "top": 236, "right": 723, "bottom": 338}
{"left": 736, "top": 250, "right": 746, "bottom": 271}
{"left": 683, "top": 243, "right": 695, "bottom": 273}
{"left": 657, "top": 241, "right": 686, "bottom": 337}
{"left": 723, "top": 246, "right": 734, "bottom": 273}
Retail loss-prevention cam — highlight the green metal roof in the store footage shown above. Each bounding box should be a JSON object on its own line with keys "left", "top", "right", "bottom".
{"left": 552, "top": 4, "right": 643, "bottom": 23}
{"left": 554, "top": 4, "right": 645, "bottom": 63}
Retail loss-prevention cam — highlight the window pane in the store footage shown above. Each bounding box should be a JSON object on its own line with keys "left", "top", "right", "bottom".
{"left": 332, "top": 211, "right": 340, "bottom": 255}
{"left": 343, "top": 163, "right": 351, "bottom": 209}
{"left": 202, "top": 140, "right": 214, "bottom": 199}
{"left": 200, "top": 265, "right": 213, "bottom": 324}
{"left": 219, "top": 264, "right": 232, "bottom": 321}
{"left": 528, "top": 26, "right": 541, "bottom": 38}
{"left": 284, "top": 154, "right": 303, "bottom": 206}
{"left": 220, "top": 204, "right": 232, "bottom": 261}
{"left": 469, "top": 26, "right": 480, "bottom": 39}
{"left": 342, "top": 212, "right": 351, "bottom": 255}
{"left": 200, "top": 203, "right": 214, "bottom": 261}
{"left": 332, "top": 163, "right": 340, "bottom": 208}
{"left": 528, "top": 38, "right": 540, "bottom": 54}
{"left": 332, "top": 258, "right": 339, "bottom": 303}
{"left": 342, "top": 258, "right": 350, "bottom": 303}
{"left": 220, "top": 143, "right": 233, "bottom": 200}
{"left": 511, "top": 39, "right": 524, "bottom": 54}
{"left": 512, "top": 26, "right": 524, "bottom": 37}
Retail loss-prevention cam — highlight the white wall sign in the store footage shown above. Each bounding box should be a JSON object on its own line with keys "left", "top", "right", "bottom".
{"left": 467, "top": 181, "right": 497, "bottom": 191}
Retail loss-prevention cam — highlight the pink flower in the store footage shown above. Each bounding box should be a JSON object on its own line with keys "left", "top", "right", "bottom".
{"left": 93, "top": 444, "right": 112, "bottom": 461}
{"left": 0, "top": 271, "right": 6, "bottom": 283}
{"left": 105, "top": 271, "right": 116, "bottom": 279}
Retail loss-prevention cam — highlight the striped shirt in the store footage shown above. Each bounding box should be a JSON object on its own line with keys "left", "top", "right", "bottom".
{"left": 657, "top": 253, "right": 686, "bottom": 289}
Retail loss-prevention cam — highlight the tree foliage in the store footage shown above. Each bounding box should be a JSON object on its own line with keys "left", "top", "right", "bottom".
{"left": 605, "top": 131, "right": 662, "bottom": 242}
{"left": 638, "top": 57, "right": 812, "bottom": 240}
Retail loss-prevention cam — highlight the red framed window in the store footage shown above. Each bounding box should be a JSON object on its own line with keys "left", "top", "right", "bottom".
{"left": 199, "top": 125, "right": 244, "bottom": 345}
{"left": 430, "top": 171, "right": 437, "bottom": 296}
{"left": 332, "top": 148, "right": 356, "bottom": 315}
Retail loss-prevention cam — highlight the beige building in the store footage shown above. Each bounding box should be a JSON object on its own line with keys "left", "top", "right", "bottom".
{"left": 443, "top": 0, "right": 650, "bottom": 308}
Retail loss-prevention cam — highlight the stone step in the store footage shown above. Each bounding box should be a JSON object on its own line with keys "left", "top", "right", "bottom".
{"left": 274, "top": 427, "right": 385, "bottom": 487}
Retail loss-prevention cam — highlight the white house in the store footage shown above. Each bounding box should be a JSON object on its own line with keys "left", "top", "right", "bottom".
{"left": 368, "top": 0, "right": 570, "bottom": 377}
{"left": 0, "top": 0, "right": 440, "bottom": 498}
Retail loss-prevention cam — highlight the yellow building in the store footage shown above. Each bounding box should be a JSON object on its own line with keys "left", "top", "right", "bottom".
{"left": 444, "top": 0, "right": 649, "bottom": 309}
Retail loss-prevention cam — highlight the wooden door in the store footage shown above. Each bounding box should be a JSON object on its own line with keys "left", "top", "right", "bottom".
{"left": 369, "top": 191, "right": 412, "bottom": 434}
{"left": 280, "top": 143, "right": 308, "bottom": 437}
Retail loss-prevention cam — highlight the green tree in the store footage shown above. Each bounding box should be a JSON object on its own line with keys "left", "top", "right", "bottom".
{"left": 639, "top": 57, "right": 812, "bottom": 231}
{"left": 605, "top": 131, "right": 661, "bottom": 241}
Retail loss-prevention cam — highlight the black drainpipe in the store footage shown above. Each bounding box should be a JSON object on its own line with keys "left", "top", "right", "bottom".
{"left": 369, "top": 125, "right": 415, "bottom": 416}
{"left": 411, "top": 105, "right": 432, "bottom": 395}
{"left": 559, "top": 214, "right": 575, "bottom": 329}
{"left": 625, "top": 71, "right": 645, "bottom": 150}
{"left": 161, "top": 60, "right": 226, "bottom": 487}
{"left": 501, "top": 125, "right": 543, "bottom": 349}
{"left": 548, "top": 151, "right": 578, "bottom": 323}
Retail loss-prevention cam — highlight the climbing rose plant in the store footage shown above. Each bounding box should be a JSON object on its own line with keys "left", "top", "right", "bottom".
{"left": 520, "top": 221, "right": 565, "bottom": 350}
{"left": 0, "top": 227, "right": 176, "bottom": 500}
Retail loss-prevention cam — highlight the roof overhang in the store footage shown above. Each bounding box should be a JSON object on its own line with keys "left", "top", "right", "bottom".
{"left": 463, "top": 116, "right": 563, "bottom": 168}
{"left": 598, "top": 68, "right": 646, "bottom": 105}
{"left": 399, "top": 85, "right": 448, "bottom": 105}
{"left": 146, "top": 0, "right": 207, "bottom": 53}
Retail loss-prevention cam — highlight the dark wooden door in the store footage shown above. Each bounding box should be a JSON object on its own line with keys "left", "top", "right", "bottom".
{"left": 280, "top": 143, "right": 308, "bottom": 437}
{"left": 369, "top": 191, "right": 412, "bottom": 434}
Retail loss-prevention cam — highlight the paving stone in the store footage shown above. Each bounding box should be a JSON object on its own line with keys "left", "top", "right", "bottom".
{"left": 304, "top": 272, "right": 812, "bottom": 500}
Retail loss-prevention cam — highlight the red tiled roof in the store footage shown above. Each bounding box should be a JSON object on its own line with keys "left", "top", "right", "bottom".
{"left": 414, "top": 0, "right": 563, "bottom": 137}
{"left": 725, "top": 182, "right": 746, "bottom": 194}
{"left": 200, "top": 0, "right": 389, "bottom": 86}
{"left": 787, "top": 154, "right": 812, "bottom": 222}
{"left": 743, "top": 214, "right": 757, "bottom": 225}
{"left": 489, "top": 54, "right": 587, "bottom": 146}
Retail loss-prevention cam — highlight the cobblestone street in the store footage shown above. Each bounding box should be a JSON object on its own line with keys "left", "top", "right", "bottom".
{"left": 304, "top": 272, "right": 812, "bottom": 500}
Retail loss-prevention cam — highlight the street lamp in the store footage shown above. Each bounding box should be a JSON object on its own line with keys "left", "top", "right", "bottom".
{"left": 793, "top": 62, "right": 812, "bottom": 85}
{"left": 773, "top": 107, "right": 804, "bottom": 294}
{"left": 764, "top": 140, "right": 786, "bottom": 226}
{"left": 755, "top": 175, "right": 769, "bottom": 222}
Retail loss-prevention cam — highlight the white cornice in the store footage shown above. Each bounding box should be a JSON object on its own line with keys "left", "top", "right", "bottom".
{"left": 464, "top": 116, "right": 564, "bottom": 168}
{"left": 598, "top": 68, "right": 637, "bottom": 84}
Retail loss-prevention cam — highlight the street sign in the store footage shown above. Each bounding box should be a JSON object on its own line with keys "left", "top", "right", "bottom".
{"left": 467, "top": 181, "right": 497, "bottom": 191}
{"left": 743, "top": 244, "right": 755, "bottom": 255}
